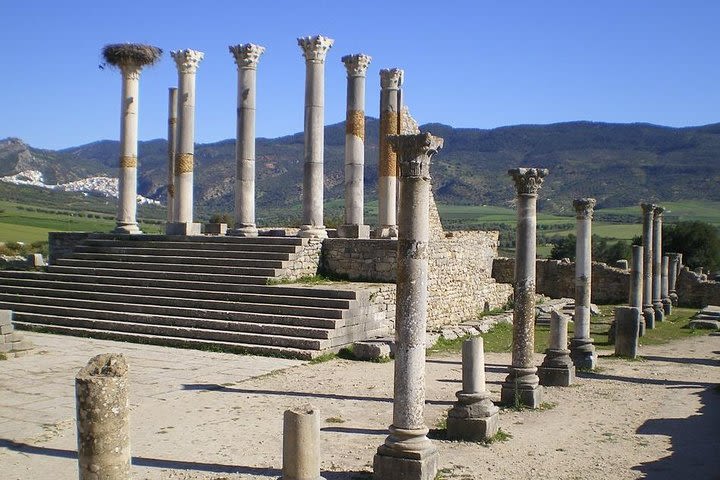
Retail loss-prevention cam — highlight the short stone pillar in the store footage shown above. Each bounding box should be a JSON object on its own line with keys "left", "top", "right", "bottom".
{"left": 297, "top": 35, "right": 334, "bottom": 239}
{"left": 373, "top": 132, "right": 443, "bottom": 480}
{"left": 166, "top": 87, "right": 178, "bottom": 224}
{"left": 661, "top": 255, "right": 672, "bottom": 315}
{"left": 75, "top": 354, "right": 130, "bottom": 480}
{"left": 101, "top": 44, "right": 162, "bottom": 235}
{"left": 668, "top": 253, "right": 680, "bottom": 306}
{"left": 570, "top": 198, "right": 597, "bottom": 370}
{"left": 228, "top": 43, "right": 265, "bottom": 237}
{"left": 652, "top": 206, "right": 665, "bottom": 322}
{"left": 629, "top": 245, "right": 645, "bottom": 336}
{"left": 538, "top": 310, "right": 575, "bottom": 386}
{"left": 337, "top": 54, "right": 372, "bottom": 239}
{"left": 447, "top": 337, "right": 499, "bottom": 441}
{"left": 640, "top": 203, "right": 656, "bottom": 329}
{"left": 614, "top": 306, "right": 641, "bottom": 358}
{"left": 500, "top": 167, "right": 548, "bottom": 409}
{"left": 375, "top": 68, "right": 404, "bottom": 239}
{"left": 281, "top": 404, "right": 323, "bottom": 480}
{"left": 168, "top": 49, "right": 204, "bottom": 235}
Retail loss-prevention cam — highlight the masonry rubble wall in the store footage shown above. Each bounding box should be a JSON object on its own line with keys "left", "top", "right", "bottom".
{"left": 676, "top": 267, "right": 720, "bottom": 308}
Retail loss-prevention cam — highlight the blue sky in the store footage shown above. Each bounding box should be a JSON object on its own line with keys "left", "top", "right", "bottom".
{"left": 2, "top": 0, "right": 719, "bottom": 149}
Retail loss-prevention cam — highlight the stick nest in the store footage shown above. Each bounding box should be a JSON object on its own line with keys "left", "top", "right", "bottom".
{"left": 102, "top": 43, "right": 163, "bottom": 68}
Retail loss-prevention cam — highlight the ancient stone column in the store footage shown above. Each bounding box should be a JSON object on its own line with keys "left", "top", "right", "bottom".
{"left": 447, "top": 337, "right": 499, "bottom": 441}
{"left": 297, "top": 35, "right": 333, "bottom": 239}
{"left": 168, "top": 49, "right": 204, "bottom": 235}
{"left": 640, "top": 203, "right": 656, "bottom": 329}
{"left": 538, "top": 310, "right": 575, "bottom": 386}
{"left": 281, "top": 404, "right": 322, "bottom": 480}
{"left": 652, "top": 206, "right": 665, "bottom": 322}
{"left": 337, "top": 53, "right": 372, "bottom": 239}
{"left": 166, "top": 87, "right": 178, "bottom": 224}
{"left": 499, "top": 167, "right": 548, "bottom": 409}
{"left": 668, "top": 252, "right": 680, "bottom": 306}
{"left": 75, "top": 354, "right": 130, "bottom": 480}
{"left": 101, "top": 44, "right": 162, "bottom": 235}
{"left": 614, "top": 306, "right": 641, "bottom": 358}
{"left": 229, "top": 43, "right": 265, "bottom": 237}
{"left": 570, "top": 198, "right": 597, "bottom": 370}
{"left": 375, "top": 68, "right": 404, "bottom": 239}
{"left": 630, "top": 245, "right": 645, "bottom": 336}
{"left": 662, "top": 255, "right": 672, "bottom": 315}
{"left": 374, "top": 132, "right": 443, "bottom": 480}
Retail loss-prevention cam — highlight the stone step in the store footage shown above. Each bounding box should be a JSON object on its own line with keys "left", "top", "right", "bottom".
{"left": 0, "top": 271, "right": 357, "bottom": 300}
{"left": 82, "top": 239, "right": 300, "bottom": 253}
{"left": 67, "top": 252, "right": 286, "bottom": 269}
{"left": 0, "top": 277, "right": 353, "bottom": 309}
{"left": 44, "top": 265, "right": 272, "bottom": 284}
{"left": 51, "top": 259, "right": 279, "bottom": 277}
{"left": 87, "top": 233, "right": 307, "bottom": 246}
{"left": 74, "top": 245, "right": 293, "bottom": 261}
{"left": 13, "top": 321, "right": 322, "bottom": 359}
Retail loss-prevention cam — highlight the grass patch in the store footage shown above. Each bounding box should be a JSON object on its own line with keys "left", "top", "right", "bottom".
{"left": 482, "top": 427, "right": 512, "bottom": 445}
{"left": 538, "top": 401, "right": 558, "bottom": 411}
{"left": 325, "top": 416, "right": 345, "bottom": 424}
{"left": 427, "top": 334, "right": 473, "bottom": 356}
{"left": 0, "top": 353, "right": 6, "bottom": 361}
{"left": 266, "top": 274, "right": 342, "bottom": 286}
{"left": 308, "top": 352, "right": 337, "bottom": 364}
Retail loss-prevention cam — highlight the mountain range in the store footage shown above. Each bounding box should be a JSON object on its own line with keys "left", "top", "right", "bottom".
{"left": 1, "top": 119, "right": 719, "bottom": 215}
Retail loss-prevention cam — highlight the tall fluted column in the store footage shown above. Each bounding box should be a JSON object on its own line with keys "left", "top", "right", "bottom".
{"left": 570, "top": 198, "right": 597, "bottom": 370}
{"left": 166, "top": 87, "right": 178, "bottom": 224}
{"left": 662, "top": 255, "right": 672, "bottom": 315}
{"left": 229, "top": 43, "right": 265, "bottom": 237}
{"left": 641, "top": 203, "right": 656, "bottom": 329}
{"left": 338, "top": 53, "right": 372, "bottom": 239}
{"left": 668, "top": 253, "right": 680, "bottom": 306}
{"left": 168, "top": 49, "right": 204, "bottom": 235}
{"left": 297, "top": 35, "right": 333, "bottom": 239}
{"left": 652, "top": 206, "right": 665, "bottom": 322}
{"left": 630, "top": 245, "right": 645, "bottom": 336}
{"left": 374, "top": 133, "right": 443, "bottom": 480}
{"left": 500, "top": 168, "right": 548, "bottom": 409}
{"left": 375, "top": 68, "right": 403, "bottom": 238}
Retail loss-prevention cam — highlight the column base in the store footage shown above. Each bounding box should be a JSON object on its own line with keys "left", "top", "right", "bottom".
{"left": 337, "top": 224, "right": 370, "bottom": 239}
{"left": 643, "top": 305, "right": 655, "bottom": 330}
{"left": 538, "top": 349, "right": 575, "bottom": 387}
{"left": 446, "top": 394, "right": 499, "bottom": 441}
{"left": 165, "top": 222, "right": 202, "bottom": 236}
{"left": 297, "top": 225, "right": 328, "bottom": 239}
{"left": 570, "top": 338, "right": 596, "bottom": 370}
{"left": 113, "top": 223, "right": 142, "bottom": 235}
{"left": 373, "top": 441, "right": 437, "bottom": 480}
{"left": 373, "top": 225, "right": 398, "bottom": 239}
{"left": 662, "top": 298, "right": 672, "bottom": 316}
{"left": 669, "top": 292, "right": 678, "bottom": 307}
{"left": 227, "top": 225, "right": 258, "bottom": 237}
{"left": 653, "top": 302, "right": 665, "bottom": 322}
{"left": 500, "top": 367, "right": 543, "bottom": 408}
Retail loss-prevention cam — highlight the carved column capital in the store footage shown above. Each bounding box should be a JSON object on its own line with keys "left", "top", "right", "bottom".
{"left": 653, "top": 205, "right": 665, "bottom": 218}
{"left": 171, "top": 49, "right": 204, "bottom": 74}
{"left": 508, "top": 168, "right": 549, "bottom": 195}
{"left": 120, "top": 64, "right": 142, "bottom": 80}
{"left": 229, "top": 43, "right": 265, "bottom": 69}
{"left": 389, "top": 132, "right": 443, "bottom": 179}
{"left": 342, "top": 53, "right": 372, "bottom": 77}
{"left": 641, "top": 203, "right": 657, "bottom": 216}
{"left": 573, "top": 198, "right": 596, "bottom": 219}
{"left": 380, "top": 68, "right": 404, "bottom": 89}
{"left": 297, "top": 35, "right": 334, "bottom": 63}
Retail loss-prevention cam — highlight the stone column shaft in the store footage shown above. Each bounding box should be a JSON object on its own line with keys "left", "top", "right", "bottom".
{"left": 614, "top": 306, "right": 641, "bottom": 358}
{"left": 629, "top": 245, "right": 644, "bottom": 309}
{"left": 538, "top": 310, "right": 574, "bottom": 386}
{"left": 570, "top": 198, "right": 597, "bottom": 370}
{"left": 166, "top": 87, "right": 178, "bottom": 224}
{"left": 662, "top": 255, "right": 672, "bottom": 315}
{"left": 115, "top": 66, "right": 142, "bottom": 234}
{"left": 297, "top": 35, "right": 333, "bottom": 239}
{"left": 668, "top": 253, "right": 680, "bottom": 306}
{"left": 281, "top": 404, "right": 321, "bottom": 480}
{"left": 652, "top": 207, "right": 665, "bottom": 321}
{"left": 376, "top": 68, "right": 403, "bottom": 238}
{"left": 229, "top": 44, "right": 265, "bottom": 237}
{"left": 641, "top": 203, "right": 656, "bottom": 329}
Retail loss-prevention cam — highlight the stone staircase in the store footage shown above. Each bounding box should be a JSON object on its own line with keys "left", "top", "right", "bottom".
{"left": 0, "top": 234, "right": 392, "bottom": 359}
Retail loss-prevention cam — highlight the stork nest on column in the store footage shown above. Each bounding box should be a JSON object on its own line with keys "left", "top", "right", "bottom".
{"left": 102, "top": 43, "right": 163, "bottom": 68}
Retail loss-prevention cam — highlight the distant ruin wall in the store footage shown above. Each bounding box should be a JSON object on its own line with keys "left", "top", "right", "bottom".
{"left": 676, "top": 268, "right": 720, "bottom": 308}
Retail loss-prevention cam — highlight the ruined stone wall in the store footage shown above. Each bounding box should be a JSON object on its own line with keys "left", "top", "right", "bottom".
{"left": 676, "top": 267, "right": 720, "bottom": 308}
{"left": 278, "top": 238, "right": 323, "bottom": 280}
{"left": 48, "top": 232, "right": 93, "bottom": 264}
{"left": 320, "top": 239, "right": 396, "bottom": 282}
{"left": 492, "top": 257, "right": 629, "bottom": 304}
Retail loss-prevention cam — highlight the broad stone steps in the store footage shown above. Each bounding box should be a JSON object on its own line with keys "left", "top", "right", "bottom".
{"left": 83, "top": 239, "right": 301, "bottom": 253}
{"left": 86, "top": 233, "right": 306, "bottom": 245}
{"left": 74, "top": 246, "right": 292, "bottom": 261}
{"left": 66, "top": 252, "right": 286, "bottom": 269}
{"left": 44, "top": 265, "right": 271, "bottom": 284}
{"left": 52, "top": 259, "right": 280, "bottom": 277}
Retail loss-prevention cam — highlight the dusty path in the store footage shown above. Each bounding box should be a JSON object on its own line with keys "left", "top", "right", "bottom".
{"left": 1, "top": 332, "right": 718, "bottom": 479}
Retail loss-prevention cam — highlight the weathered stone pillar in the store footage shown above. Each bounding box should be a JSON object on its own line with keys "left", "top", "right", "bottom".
{"left": 500, "top": 167, "right": 548, "bottom": 409}
{"left": 447, "top": 337, "right": 499, "bottom": 441}
{"left": 297, "top": 35, "right": 333, "bottom": 239}
{"left": 374, "top": 132, "right": 443, "bottom": 480}
{"left": 337, "top": 53, "right": 372, "bottom": 239}
{"left": 228, "top": 44, "right": 265, "bottom": 237}
{"left": 668, "top": 252, "right": 680, "bottom": 306}
{"left": 166, "top": 87, "right": 178, "bottom": 224}
{"left": 652, "top": 206, "right": 665, "bottom": 322}
{"left": 281, "top": 404, "right": 322, "bottom": 480}
{"left": 75, "top": 354, "right": 130, "bottom": 480}
{"left": 168, "top": 49, "right": 204, "bottom": 235}
{"left": 640, "top": 203, "right": 656, "bottom": 329}
{"left": 538, "top": 310, "right": 574, "bottom": 386}
{"left": 570, "top": 198, "right": 597, "bottom": 370}
{"left": 375, "top": 68, "right": 404, "bottom": 239}
{"left": 630, "top": 245, "right": 645, "bottom": 336}
{"left": 662, "top": 255, "right": 672, "bottom": 315}
{"left": 614, "top": 306, "right": 641, "bottom": 358}
{"left": 101, "top": 44, "right": 162, "bottom": 235}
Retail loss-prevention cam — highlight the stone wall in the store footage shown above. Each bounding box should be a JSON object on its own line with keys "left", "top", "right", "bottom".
{"left": 48, "top": 232, "right": 93, "bottom": 264}
{"left": 492, "top": 257, "right": 629, "bottom": 304}
{"left": 676, "top": 267, "right": 720, "bottom": 308}
{"left": 278, "top": 238, "right": 323, "bottom": 281}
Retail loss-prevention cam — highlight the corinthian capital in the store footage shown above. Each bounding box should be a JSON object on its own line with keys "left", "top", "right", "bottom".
{"left": 508, "top": 168, "right": 549, "bottom": 195}
{"left": 653, "top": 205, "right": 665, "bottom": 218}
{"left": 342, "top": 54, "right": 372, "bottom": 77}
{"left": 389, "top": 132, "right": 444, "bottom": 180}
{"left": 171, "top": 49, "right": 204, "bottom": 74}
{"left": 641, "top": 203, "right": 657, "bottom": 216}
{"left": 297, "top": 35, "right": 334, "bottom": 63}
{"left": 380, "top": 68, "right": 404, "bottom": 89}
{"left": 573, "top": 198, "right": 596, "bottom": 219}
{"left": 229, "top": 43, "right": 265, "bottom": 69}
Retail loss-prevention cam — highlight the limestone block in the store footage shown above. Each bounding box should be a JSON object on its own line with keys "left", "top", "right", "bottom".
{"left": 282, "top": 404, "right": 323, "bottom": 480}
{"left": 352, "top": 341, "right": 391, "bottom": 361}
{"left": 0, "top": 310, "right": 13, "bottom": 326}
{"left": 689, "top": 319, "right": 720, "bottom": 330}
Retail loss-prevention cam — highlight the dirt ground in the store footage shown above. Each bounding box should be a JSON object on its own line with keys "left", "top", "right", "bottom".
{"left": 2, "top": 333, "right": 719, "bottom": 480}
